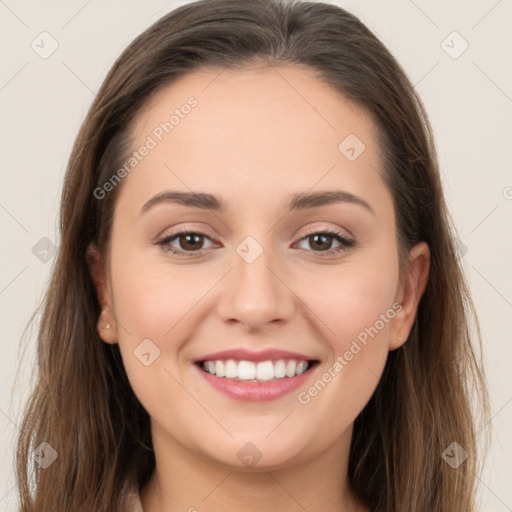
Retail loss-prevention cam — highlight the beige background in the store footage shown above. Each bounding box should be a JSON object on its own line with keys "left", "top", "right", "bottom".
{"left": 1, "top": 1, "right": 511, "bottom": 510}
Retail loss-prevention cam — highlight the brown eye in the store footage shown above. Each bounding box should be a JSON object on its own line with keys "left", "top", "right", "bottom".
{"left": 308, "top": 233, "right": 334, "bottom": 251}
{"left": 296, "top": 230, "right": 355, "bottom": 257}
{"left": 158, "top": 231, "right": 214, "bottom": 255}
{"left": 177, "top": 233, "right": 205, "bottom": 251}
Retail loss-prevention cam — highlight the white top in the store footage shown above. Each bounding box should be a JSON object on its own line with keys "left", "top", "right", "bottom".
{"left": 125, "top": 481, "right": 144, "bottom": 512}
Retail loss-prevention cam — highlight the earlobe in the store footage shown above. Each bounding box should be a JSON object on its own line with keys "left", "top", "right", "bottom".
{"left": 86, "top": 243, "right": 118, "bottom": 344}
{"left": 390, "top": 241, "right": 430, "bottom": 351}
{"left": 97, "top": 306, "right": 118, "bottom": 344}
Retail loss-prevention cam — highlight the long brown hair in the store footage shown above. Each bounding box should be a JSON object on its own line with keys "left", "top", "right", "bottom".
{"left": 14, "top": 0, "right": 489, "bottom": 510}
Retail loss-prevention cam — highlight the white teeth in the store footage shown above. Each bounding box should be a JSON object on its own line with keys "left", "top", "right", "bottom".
{"left": 200, "top": 358, "right": 312, "bottom": 381}
{"left": 256, "top": 361, "right": 274, "bottom": 381}
{"left": 274, "top": 359, "right": 286, "bottom": 378}
{"left": 224, "top": 359, "right": 238, "bottom": 378}
{"left": 285, "top": 360, "right": 297, "bottom": 377}
{"left": 238, "top": 361, "right": 256, "bottom": 380}
{"left": 296, "top": 361, "right": 308, "bottom": 375}
{"left": 215, "top": 360, "right": 225, "bottom": 377}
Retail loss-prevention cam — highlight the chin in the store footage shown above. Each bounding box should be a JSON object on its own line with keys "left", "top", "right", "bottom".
{"left": 197, "top": 431, "right": 315, "bottom": 472}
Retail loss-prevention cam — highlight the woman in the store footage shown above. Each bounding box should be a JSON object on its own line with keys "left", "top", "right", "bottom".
{"left": 15, "top": 0, "right": 489, "bottom": 511}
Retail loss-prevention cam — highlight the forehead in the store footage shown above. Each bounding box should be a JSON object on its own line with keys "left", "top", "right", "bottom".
{"left": 132, "top": 63, "right": 378, "bottom": 153}
{"left": 120, "top": 64, "right": 389, "bottom": 218}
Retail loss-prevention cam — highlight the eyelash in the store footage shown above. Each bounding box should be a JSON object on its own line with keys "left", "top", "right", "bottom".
{"left": 157, "top": 228, "right": 355, "bottom": 258}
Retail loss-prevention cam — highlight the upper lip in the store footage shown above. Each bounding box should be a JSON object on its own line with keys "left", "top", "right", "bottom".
{"left": 193, "top": 348, "right": 317, "bottom": 363}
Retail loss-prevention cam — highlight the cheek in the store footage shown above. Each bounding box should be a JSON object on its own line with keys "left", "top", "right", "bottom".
{"left": 305, "top": 255, "right": 399, "bottom": 345}
{"left": 110, "top": 248, "right": 206, "bottom": 339}
{"left": 108, "top": 250, "right": 207, "bottom": 415}
{"left": 296, "top": 254, "right": 398, "bottom": 413}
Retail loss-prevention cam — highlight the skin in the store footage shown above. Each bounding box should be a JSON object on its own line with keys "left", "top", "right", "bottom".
{"left": 88, "top": 63, "right": 430, "bottom": 512}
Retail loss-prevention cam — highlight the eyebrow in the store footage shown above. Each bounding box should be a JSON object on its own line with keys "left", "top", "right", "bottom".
{"left": 139, "top": 190, "right": 376, "bottom": 216}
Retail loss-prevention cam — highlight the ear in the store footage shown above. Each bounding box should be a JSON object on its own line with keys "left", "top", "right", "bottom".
{"left": 86, "top": 243, "right": 118, "bottom": 344}
{"left": 389, "top": 241, "right": 430, "bottom": 350}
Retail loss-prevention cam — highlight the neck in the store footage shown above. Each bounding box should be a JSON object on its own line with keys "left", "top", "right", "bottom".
{"left": 140, "top": 422, "right": 367, "bottom": 512}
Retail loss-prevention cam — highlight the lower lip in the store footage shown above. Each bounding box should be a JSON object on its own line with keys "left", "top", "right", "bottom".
{"left": 195, "top": 363, "right": 318, "bottom": 402}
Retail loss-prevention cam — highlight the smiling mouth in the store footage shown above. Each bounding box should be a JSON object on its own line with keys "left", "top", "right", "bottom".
{"left": 195, "top": 358, "right": 320, "bottom": 382}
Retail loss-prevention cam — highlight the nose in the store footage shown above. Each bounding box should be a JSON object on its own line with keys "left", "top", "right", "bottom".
{"left": 216, "top": 246, "right": 296, "bottom": 332}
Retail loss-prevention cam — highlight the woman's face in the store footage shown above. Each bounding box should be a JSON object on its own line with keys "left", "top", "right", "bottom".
{"left": 92, "top": 64, "right": 429, "bottom": 471}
